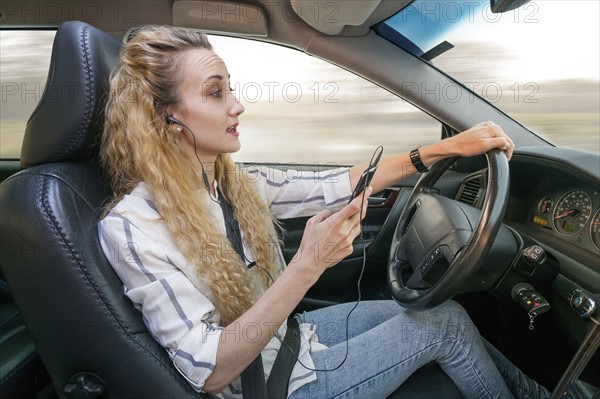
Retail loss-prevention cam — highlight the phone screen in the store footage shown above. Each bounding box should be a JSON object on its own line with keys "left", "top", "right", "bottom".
{"left": 349, "top": 146, "right": 383, "bottom": 202}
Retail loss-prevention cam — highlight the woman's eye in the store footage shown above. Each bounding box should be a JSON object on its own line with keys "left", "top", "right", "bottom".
{"left": 208, "top": 85, "right": 234, "bottom": 98}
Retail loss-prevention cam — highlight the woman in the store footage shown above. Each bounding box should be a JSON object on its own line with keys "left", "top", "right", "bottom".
{"left": 98, "top": 26, "right": 549, "bottom": 399}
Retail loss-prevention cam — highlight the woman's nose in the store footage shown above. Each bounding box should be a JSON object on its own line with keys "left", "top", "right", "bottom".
{"left": 230, "top": 94, "right": 245, "bottom": 116}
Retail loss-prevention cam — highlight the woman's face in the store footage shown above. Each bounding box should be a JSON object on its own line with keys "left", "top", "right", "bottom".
{"left": 168, "top": 48, "right": 245, "bottom": 163}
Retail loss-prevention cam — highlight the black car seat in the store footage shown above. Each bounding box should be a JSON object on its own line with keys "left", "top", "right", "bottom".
{"left": 0, "top": 20, "right": 208, "bottom": 399}
{"left": 0, "top": 20, "right": 461, "bottom": 399}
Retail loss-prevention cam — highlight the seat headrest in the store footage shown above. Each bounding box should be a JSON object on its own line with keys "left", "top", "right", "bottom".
{"left": 21, "top": 21, "right": 122, "bottom": 168}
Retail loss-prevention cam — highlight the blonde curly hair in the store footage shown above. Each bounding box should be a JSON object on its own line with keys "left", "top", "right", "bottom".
{"left": 100, "top": 26, "right": 281, "bottom": 325}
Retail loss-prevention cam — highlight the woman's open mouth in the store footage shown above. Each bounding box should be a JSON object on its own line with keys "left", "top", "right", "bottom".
{"left": 226, "top": 123, "right": 239, "bottom": 136}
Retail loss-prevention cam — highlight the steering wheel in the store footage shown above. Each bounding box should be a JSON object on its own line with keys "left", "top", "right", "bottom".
{"left": 387, "top": 149, "right": 510, "bottom": 310}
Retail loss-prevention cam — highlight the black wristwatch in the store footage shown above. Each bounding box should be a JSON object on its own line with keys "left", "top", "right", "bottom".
{"left": 409, "top": 147, "right": 429, "bottom": 173}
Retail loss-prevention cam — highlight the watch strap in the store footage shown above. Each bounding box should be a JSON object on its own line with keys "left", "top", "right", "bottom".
{"left": 409, "top": 147, "right": 429, "bottom": 173}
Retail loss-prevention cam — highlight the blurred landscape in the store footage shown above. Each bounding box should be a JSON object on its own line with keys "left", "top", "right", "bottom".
{"left": 1, "top": 31, "right": 598, "bottom": 164}
{"left": 434, "top": 41, "right": 600, "bottom": 155}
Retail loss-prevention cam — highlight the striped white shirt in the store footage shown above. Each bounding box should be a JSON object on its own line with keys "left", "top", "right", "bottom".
{"left": 98, "top": 166, "right": 352, "bottom": 398}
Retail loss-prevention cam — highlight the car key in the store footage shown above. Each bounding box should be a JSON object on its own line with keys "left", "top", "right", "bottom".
{"left": 511, "top": 283, "right": 551, "bottom": 330}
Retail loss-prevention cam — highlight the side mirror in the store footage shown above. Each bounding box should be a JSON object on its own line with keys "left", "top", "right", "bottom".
{"left": 490, "top": 0, "right": 531, "bottom": 13}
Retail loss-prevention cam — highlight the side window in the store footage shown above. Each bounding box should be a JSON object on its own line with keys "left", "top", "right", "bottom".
{"left": 0, "top": 32, "right": 441, "bottom": 163}
{"left": 0, "top": 30, "right": 55, "bottom": 158}
{"left": 209, "top": 36, "right": 440, "bottom": 165}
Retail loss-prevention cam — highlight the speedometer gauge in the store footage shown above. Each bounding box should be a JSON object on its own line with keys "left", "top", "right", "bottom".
{"left": 553, "top": 189, "right": 592, "bottom": 236}
{"left": 591, "top": 210, "right": 600, "bottom": 251}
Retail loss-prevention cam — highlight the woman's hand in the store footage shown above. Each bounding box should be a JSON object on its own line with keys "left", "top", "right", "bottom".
{"left": 292, "top": 187, "right": 372, "bottom": 280}
{"left": 447, "top": 121, "right": 515, "bottom": 160}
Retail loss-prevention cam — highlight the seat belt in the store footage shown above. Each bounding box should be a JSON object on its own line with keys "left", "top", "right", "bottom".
{"left": 267, "top": 317, "right": 301, "bottom": 399}
{"left": 239, "top": 355, "right": 268, "bottom": 399}
{"left": 218, "top": 189, "right": 300, "bottom": 399}
{"left": 217, "top": 189, "right": 269, "bottom": 398}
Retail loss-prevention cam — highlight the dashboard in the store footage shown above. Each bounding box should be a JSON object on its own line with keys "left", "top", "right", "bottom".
{"left": 501, "top": 147, "right": 600, "bottom": 265}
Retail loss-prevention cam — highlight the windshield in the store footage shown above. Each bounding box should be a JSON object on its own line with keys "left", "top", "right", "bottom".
{"left": 377, "top": 0, "right": 600, "bottom": 152}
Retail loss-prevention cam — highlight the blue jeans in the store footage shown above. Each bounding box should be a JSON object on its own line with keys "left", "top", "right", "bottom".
{"left": 289, "top": 300, "right": 550, "bottom": 399}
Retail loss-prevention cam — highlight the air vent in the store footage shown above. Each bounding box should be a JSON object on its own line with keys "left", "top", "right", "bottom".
{"left": 456, "top": 174, "right": 485, "bottom": 207}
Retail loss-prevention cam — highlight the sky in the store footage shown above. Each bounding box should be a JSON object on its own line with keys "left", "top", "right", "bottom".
{"left": 440, "top": 0, "right": 600, "bottom": 82}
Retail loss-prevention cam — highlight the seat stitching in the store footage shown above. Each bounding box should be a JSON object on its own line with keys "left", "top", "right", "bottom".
{"left": 37, "top": 176, "right": 187, "bottom": 382}
{"left": 55, "top": 25, "right": 94, "bottom": 160}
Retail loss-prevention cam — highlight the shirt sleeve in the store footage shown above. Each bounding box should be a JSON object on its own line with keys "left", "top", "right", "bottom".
{"left": 245, "top": 165, "right": 353, "bottom": 219}
{"left": 98, "top": 211, "right": 222, "bottom": 392}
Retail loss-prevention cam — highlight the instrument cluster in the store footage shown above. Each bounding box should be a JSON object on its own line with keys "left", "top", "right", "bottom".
{"left": 531, "top": 186, "right": 600, "bottom": 253}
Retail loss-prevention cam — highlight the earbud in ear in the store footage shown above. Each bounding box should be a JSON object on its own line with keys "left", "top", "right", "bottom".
{"left": 166, "top": 115, "right": 186, "bottom": 133}
{"left": 166, "top": 115, "right": 183, "bottom": 126}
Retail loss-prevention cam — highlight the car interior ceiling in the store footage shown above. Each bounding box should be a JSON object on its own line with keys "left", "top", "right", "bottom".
{"left": 0, "top": 1, "right": 598, "bottom": 399}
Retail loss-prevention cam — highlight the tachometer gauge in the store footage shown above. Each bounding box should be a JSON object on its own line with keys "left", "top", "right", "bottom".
{"left": 553, "top": 189, "right": 592, "bottom": 236}
{"left": 591, "top": 210, "right": 600, "bottom": 251}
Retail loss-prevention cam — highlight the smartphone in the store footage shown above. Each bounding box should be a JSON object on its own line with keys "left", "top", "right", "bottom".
{"left": 349, "top": 146, "right": 383, "bottom": 203}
